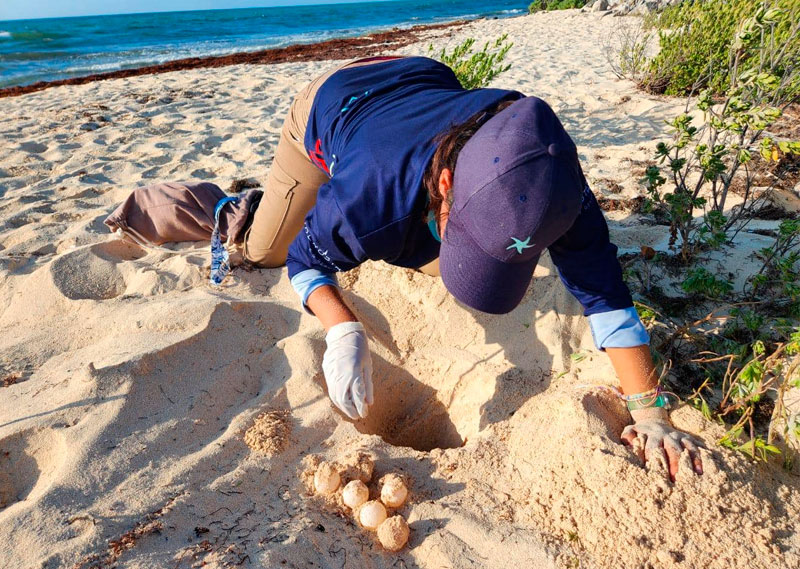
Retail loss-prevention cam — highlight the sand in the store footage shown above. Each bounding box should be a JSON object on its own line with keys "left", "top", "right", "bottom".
{"left": 243, "top": 410, "right": 291, "bottom": 456}
{"left": 1, "top": 9, "right": 798, "bottom": 569}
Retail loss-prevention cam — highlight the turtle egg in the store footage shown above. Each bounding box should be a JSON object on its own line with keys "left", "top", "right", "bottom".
{"left": 342, "top": 480, "right": 369, "bottom": 509}
{"left": 313, "top": 462, "right": 340, "bottom": 495}
{"left": 380, "top": 473, "right": 408, "bottom": 508}
{"left": 359, "top": 500, "right": 387, "bottom": 530}
{"left": 377, "top": 515, "right": 410, "bottom": 552}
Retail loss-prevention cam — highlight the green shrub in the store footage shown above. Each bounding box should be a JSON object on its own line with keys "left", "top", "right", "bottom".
{"left": 642, "top": 4, "right": 800, "bottom": 261}
{"left": 642, "top": 0, "right": 800, "bottom": 95}
{"left": 715, "top": 333, "right": 800, "bottom": 462}
{"left": 428, "top": 34, "right": 513, "bottom": 90}
{"left": 681, "top": 267, "right": 733, "bottom": 298}
{"left": 529, "top": 0, "right": 588, "bottom": 13}
{"left": 750, "top": 219, "right": 800, "bottom": 316}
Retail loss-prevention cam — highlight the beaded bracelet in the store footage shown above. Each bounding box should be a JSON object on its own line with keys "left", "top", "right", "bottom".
{"left": 621, "top": 386, "right": 670, "bottom": 412}
{"left": 575, "top": 384, "right": 673, "bottom": 411}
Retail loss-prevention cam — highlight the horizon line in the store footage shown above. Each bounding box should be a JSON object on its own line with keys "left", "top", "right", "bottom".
{"left": 0, "top": 0, "right": 404, "bottom": 23}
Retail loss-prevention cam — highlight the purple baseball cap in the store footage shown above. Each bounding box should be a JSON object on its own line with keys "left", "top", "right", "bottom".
{"left": 440, "top": 96, "right": 585, "bottom": 314}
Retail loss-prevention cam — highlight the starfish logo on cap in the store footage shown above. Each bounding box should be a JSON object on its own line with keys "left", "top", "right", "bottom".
{"left": 506, "top": 236, "right": 534, "bottom": 254}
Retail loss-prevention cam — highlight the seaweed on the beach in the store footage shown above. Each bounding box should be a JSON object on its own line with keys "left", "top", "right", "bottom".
{"left": 0, "top": 373, "right": 20, "bottom": 388}
{"left": 229, "top": 178, "right": 262, "bottom": 193}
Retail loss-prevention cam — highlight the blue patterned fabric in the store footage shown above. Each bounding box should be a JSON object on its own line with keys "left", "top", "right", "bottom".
{"left": 209, "top": 196, "right": 239, "bottom": 286}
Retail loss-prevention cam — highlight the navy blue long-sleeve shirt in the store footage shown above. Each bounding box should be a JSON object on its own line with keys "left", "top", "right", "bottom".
{"left": 285, "top": 56, "right": 637, "bottom": 324}
{"left": 286, "top": 56, "right": 523, "bottom": 275}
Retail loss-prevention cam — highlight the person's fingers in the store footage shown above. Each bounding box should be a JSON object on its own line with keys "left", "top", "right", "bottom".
{"left": 621, "top": 426, "right": 647, "bottom": 464}
{"left": 682, "top": 438, "right": 704, "bottom": 475}
{"left": 663, "top": 434, "right": 683, "bottom": 482}
{"left": 352, "top": 375, "right": 369, "bottom": 419}
{"left": 620, "top": 425, "right": 638, "bottom": 445}
{"left": 633, "top": 438, "right": 646, "bottom": 464}
{"left": 332, "top": 374, "right": 359, "bottom": 420}
{"left": 645, "top": 437, "right": 670, "bottom": 479}
{"left": 339, "top": 391, "right": 359, "bottom": 420}
{"left": 363, "top": 359, "right": 374, "bottom": 406}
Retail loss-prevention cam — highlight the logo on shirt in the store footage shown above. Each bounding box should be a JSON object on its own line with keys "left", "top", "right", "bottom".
{"left": 308, "top": 138, "right": 330, "bottom": 175}
{"left": 304, "top": 224, "right": 343, "bottom": 272}
{"left": 340, "top": 89, "right": 371, "bottom": 113}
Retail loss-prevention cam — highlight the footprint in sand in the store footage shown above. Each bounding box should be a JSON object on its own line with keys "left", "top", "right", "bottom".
{"left": 0, "top": 428, "right": 65, "bottom": 512}
{"left": 144, "top": 154, "right": 172, "bottom": 167}
{"left": 18, "top": 142, "right": 48, "bottom": 154}
{"left": 190, "top": 168, "right": 215, "bottom": 179}
{"left": 49, "top": 240, "right": 147, "bottom": 300}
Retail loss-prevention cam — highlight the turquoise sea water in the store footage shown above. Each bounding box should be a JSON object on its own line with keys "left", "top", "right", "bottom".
{"left": 0, "top": 0, "right": 527, "bottom": 88}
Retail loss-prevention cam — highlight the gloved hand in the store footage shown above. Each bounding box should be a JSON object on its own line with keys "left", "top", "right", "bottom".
{"left": 621, "top": 407, "right": 704, "bottom": 482}
{"left": 322, "top": 321, "right": 374, "bottom": 420}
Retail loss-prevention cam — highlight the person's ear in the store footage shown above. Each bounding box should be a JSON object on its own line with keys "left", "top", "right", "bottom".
{"left": 438, "top": 168, "right": 453, "bottom": 201}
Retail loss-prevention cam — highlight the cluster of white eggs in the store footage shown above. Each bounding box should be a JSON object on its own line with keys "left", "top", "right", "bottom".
{"left": 313, "top": 461, "right": 410, "bottom": 551}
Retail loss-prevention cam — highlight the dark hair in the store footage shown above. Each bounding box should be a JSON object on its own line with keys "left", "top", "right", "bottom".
{"left": 423, "top": 99, "right": 517, "bottom": 225}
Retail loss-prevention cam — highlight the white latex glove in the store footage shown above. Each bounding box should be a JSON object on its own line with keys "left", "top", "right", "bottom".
{"left": 621, "top": 408, "right": 704, "bottom": 481}
{"left": 322, "top": 321, "right": 374, "bottom": 420}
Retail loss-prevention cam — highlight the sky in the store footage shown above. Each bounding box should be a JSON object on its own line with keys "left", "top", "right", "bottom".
{"left": 0, "top": 1, "right": 391, "bottom": 21}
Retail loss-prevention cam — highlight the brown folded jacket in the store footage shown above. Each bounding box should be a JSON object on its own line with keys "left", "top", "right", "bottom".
{"left": 104, "top": 181, "right": 261, "bottom": 246}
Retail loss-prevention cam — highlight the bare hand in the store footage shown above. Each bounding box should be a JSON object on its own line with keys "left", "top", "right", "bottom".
{"left": 621, "top": 417, "right": 704, "bottom": 482}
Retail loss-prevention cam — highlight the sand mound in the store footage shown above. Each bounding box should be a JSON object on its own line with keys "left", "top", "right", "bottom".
{"left": 243, "top": 410, "right": 291, "bottom": 456}
{"left": 507, "top": 388, "right": 799, "bottom": 569}
{"left": 0, "top": 10, "right": 797, "bottom": 569}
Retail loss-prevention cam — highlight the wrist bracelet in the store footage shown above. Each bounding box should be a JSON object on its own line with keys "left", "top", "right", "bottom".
{"left": 574, "top": 384, "right": 674, "bottom": 412}
{"left": 626, "top": 393, "right": 669, "bottom": 411}
{"left": 621, "top": 386, "right": 670, "bottom": 411}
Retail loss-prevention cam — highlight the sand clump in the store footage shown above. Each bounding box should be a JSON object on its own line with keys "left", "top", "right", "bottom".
{"left": 243, "top": 410, "right": 291, "bottom": 456}
{"left": 341, "top": 450, "right": 375, "bottom": 483}
{"left": 501, "top": 388, "right": 800, "bottom": 569}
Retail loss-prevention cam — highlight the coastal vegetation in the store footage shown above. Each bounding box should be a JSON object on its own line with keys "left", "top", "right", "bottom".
{"left": 528, "top": 0, "right": 589, "bottom": 13}
{"left": 615, "top": 0, "right": 800, "bottom": 96}
{"left": 620, "top": 2, "right": 800, "bottom": 465}
{"left": 428, "top": 34, "right": 513, "bottom": 89}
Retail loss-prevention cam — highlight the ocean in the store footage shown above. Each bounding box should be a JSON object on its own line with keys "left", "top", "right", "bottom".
{"left": 0, "top": 0, "right": 527, "bottom": 89}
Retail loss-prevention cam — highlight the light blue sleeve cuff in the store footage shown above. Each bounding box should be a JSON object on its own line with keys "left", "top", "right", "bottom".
{"left": 587, "top": 307, "right": 650, "bottom": 351}
{"left": 290, "top": 269, "right": 339, "bottom": 314}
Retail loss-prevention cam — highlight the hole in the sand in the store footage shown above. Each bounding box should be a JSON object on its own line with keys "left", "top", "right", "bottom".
{"left": 354, "top": 358, "right": 465, "bottom": 452}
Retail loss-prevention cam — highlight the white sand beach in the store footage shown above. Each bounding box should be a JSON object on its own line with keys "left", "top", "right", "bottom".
{"left": 1, "top": 10, "right": 798, "bottom": 569}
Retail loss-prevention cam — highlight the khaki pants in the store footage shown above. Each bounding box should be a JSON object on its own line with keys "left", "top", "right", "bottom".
{"left": 242, "top": 56, "right": 441, "bottom": 277}
{"left": 243, "top": 57, "right": 393, "bottom": 267}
